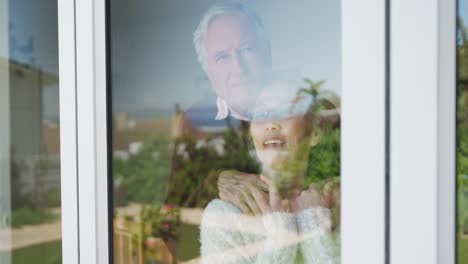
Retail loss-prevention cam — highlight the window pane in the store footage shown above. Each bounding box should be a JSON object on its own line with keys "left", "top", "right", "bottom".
{"left": 0, "top": 0, "right": 62, "bottom": 263}
{"left": 458, "top": 1, "right": 468, "bottom": 262}
{"left": 110, "top": 1, "right": 341, "bottom": 263}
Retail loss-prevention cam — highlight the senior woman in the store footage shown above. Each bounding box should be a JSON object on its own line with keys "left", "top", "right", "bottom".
{"left": 200, "top": 81, "right": 339, "bottom": 264}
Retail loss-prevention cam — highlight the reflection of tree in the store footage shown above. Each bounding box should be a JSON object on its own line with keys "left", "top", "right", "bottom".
{"left": 306, "top": 127, "right": 340, "bottom": 184}
{"left": 113, "top": 137, "right": 173, "bottom": 206}
{"left": 292, "top": 79, "right": 341, "bottom": 184}
{"left": 167, "top": 122, "right": 259, "bottom": 208}
{"left": 114, "top": 79, "right": 342, "bottom": 209}
{"left": 294, "top": 79, "right": 340, "bottom": 114}
{"left": 114, "top": 121, "right": 260, "bottom": 208}
{"left": 296, "top": 79, "right": 326, "bottom": 105}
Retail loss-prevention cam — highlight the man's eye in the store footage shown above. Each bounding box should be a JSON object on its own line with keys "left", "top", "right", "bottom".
{"left": 241, "top": 46, "right": 252, "bottom": 53}
{"left": 216, "top": 55, "right": 230, "bottom": 64}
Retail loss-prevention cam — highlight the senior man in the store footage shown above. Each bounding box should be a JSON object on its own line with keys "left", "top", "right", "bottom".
{"left": 190, "top": 3, "right": 274, "bottom": 214}
{"left": 193, "top": 2, "right": 271, "bottom": 121}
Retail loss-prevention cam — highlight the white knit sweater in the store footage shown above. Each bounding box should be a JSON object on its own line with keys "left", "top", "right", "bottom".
{"left": 200, "top": 199, "right": 340, "bottom": 264}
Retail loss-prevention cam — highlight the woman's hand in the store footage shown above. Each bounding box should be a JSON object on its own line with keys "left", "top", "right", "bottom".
{"left": 290, "top": 183, "right": 325, "bottom": 213}
{"left": 218, "top": 170, "right": 269, "bottom": 216}
{"left": 259, "top": 175, "right": 290, "bottom": 213}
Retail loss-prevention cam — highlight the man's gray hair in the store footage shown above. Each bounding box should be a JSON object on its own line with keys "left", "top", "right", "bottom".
{"left": 193, "top": 2, "right": 271, "bottom": 73}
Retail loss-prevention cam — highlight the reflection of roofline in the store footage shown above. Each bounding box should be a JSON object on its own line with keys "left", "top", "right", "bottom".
{"left": 0, "top": 57, "right": 58, "bottom": 86}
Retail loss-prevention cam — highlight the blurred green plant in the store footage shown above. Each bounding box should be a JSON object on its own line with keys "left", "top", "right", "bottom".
{"left": 131, "top": 204, "right": 181, "bottom": 261}
{"left": 113, "top": 137, "right": 173, "bottom": 206}
{"left": 167, "top": 121, "right": 260, "bottom": 208}
{"left": 10, "top": 207, "right": 57, "bottom": 228}
{"left": 457, "top": 18, "right": 468, "bottom": 264}
{"left": 306, "top": 126, "right": 341, "bottom": 184}
{"left": 113, "top": 80, "right": 342, "bottom": 209}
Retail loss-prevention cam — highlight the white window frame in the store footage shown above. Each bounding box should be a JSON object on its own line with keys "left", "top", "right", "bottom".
{"left": 61, "top": 0, "right": 392, "bottom": 263}
{"left": 58, "top": 0, "right": 79, "bottom": 263}
{"left": 342, "top": 0, "right": 388, "bottom": 263}
{"left": 390, "top": 0, "right": 456, "bottom": 263}
{"left": 58, "top": 0, "right": 108, "bottom": 263}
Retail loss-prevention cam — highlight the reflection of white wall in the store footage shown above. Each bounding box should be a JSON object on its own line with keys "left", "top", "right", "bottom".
{"left": 9, "top": 63, "right": 43, "bottom": 160}
{"left": 8, "top": 62, "right": 59, "bottom": 197}
{"left": 0, "top": 60, "right": 11, "bottom": 211}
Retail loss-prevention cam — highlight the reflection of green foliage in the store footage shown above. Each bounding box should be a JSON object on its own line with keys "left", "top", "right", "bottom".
{"left": 168, "top": 123, "right": 260, "bottom": 208}
{"left": 10, "top": 207, "right": 57, "bottom": 228}
{"left": 10, "top": 150, "right": 61, "bottom": 210}
{"left": 294, "top": 79, "right": 340, "bottom": 113}
{"left": 11, "top": 240, "right": 62, "bottom": 264}
{"left": 292, "top": 79, "right": 341, "bottom": 184}
{"left": 114, "top": 123, "right": 260, "bottom": 208}
{"left": 457, "top": 19, "right": 468, "bottom": 264}
{"left": 114, "top": 79, "right": 342, "bottom": 208}
{"left": 113, "top": 137, "right": 173, "bottom": 206}
{"left": 459, "top": 17, "right": 468, "bottom": 84}
{"left": 44, "top": 186, "right": 61, "bottom": 208}
{"left": 458, "top": 18, "right": 468, "bottom": 184}
{"left": 306, "top": 127, "right": 341, "bottom": 184}
{"left": 135, "top": 204, "right": 181, "bottom": 245}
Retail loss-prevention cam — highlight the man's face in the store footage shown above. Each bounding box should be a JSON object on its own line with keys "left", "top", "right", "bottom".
{"left": 205, "top": 12, "right": 269, "bottom": 116}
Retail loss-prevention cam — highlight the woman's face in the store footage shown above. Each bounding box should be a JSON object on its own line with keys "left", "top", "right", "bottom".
{"left": 250, "top": 115, "right": 308, "bottom": 170}
{"left": 249, "top": 81, "right": 312, "bottom": 171}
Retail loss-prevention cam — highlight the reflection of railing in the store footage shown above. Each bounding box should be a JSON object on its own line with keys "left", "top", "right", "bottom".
{"left": 114, "top": 220, "right": 174, "bottom": 264}
{"left": 114, "top": 222, "right": 143, "bottom": 264}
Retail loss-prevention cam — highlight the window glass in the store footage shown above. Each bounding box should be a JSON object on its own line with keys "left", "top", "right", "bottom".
{"left": 110, "top": 1, "right": 341, "bottom": 263}
{"left": 458, "top": 1, "right": 468, "bottom": 262}
{"left": 0, "top": 0, "right": 62, "bottom": 263}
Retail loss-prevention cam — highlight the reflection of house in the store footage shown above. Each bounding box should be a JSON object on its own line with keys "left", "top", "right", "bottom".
{"left": 112, "top": 114, "right": 173, "bottom": 160}
{"left": 4, "top": 58, "right": 58, "bottom": 158}
{"left": 1, "top": 58, "right": 60, "bottom": 195}
{"left": 43, "top": 120, "right": 60, "bottom": 154}
{"left": 115, "top": 112, "right": 135, "bottom": 130}
{"left": 172, "top": 111, "right": 206, "bottom": 139}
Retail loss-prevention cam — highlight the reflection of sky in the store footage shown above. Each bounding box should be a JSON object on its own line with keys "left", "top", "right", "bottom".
{"left": 7, "top": 0, "right": 59, "bottom": 121}
{"left": 111, "top": 0, "right": 341, "bottom": 117}
{"left": 8, "top": 1, "right": 468, "bottom": 121}
{"left": 8, "top": 0, "right": 58, "bottom": 75}
{"left": 461, "top": 1, "right": 468, "bottom": 27}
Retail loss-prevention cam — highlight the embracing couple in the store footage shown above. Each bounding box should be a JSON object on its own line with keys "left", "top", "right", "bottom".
{"left": 192, "top": 3, "right": 340, "bottom": 263}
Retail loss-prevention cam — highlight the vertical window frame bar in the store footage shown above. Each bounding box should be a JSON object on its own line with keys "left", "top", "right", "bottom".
{"left": 390, "top": 0, "right": 456, "bottom": 263}
{"left": 342, "top": 0, "right": 388, "bottom": 263}
{"left": 58, "top": 0, "right": 80, "bottom": 263}
{"left": 74, "top": 0, "right": 109, "bottom": 263}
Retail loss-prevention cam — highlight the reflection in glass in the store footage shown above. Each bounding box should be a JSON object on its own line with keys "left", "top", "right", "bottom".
{"left": 110, "top": 1, "right": 341, "bottom": 263}
{"left": 458, "top": 2, "right": 468, "bottom": 262}
{"left": 0, "top": 0, "right": 62, "bottom": 263}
